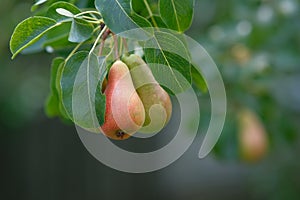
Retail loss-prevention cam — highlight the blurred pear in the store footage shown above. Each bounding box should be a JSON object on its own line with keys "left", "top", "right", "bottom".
{"left": 238, "top": 108, "right": 269, "bottom": 162}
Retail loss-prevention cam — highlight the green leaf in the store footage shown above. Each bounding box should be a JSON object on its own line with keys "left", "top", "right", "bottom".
{"left": 95, "top": 84, "right": 106, "bottom": 126}
{"left": 95, "top": 0, "right": 153, "bottom": 40}
{"left": 43, "top": 22, "right": 75, "bottom": 50}
{"left": 56, "top": 59, "right": 71, "bottom": 120}
{"left": 191, "top": 65, "right": 207, "bottom": 93}
{"left": 20, "top": 37, "right": 47, "bottom": 54}
{"left": 61, "top": 51, "right": 107, "bottom": 131}
{"left": 45, "top": 57, "right": 71, "bottom": 122}
{"left": 45, "top": 94, "right": 60, "bottom": 117}
{"left": 132, "top": 0, "right": 164, "bottom": 28}
{"left": 35, "top": 0, "right": 47, "bottom": 4}
{"left": 95, "top": 56, "right": 107, "bottom": 126}
{"left": 144, "top": 30, "right": 192, "bottom": 94}
{"left": 45, "top": 57, "right": 64, "bottom": 117}
{"left": 46, "top": 1, "right": 81, "bottom": 22}
{"left": 72, "top": 52, "right": 107, "bottom": 130}
{"left": 56, "top": 8, "right": 75, "bottom": 18}
{"left": 159, "top": 0, "right": 194, "bottom": 32}
{"left": 68, "top": 18, "right": 94, "bottom": 43}
{"left": 22, "top": 23, "right": 75, "bottom": 54}
{"left": 10, "top": 16, "right": 59, "bottom": 59}
{"left": 31, "top": 0, "right": 47, "bottom": 11}
{"left": 150, "top": 15, "right": 168, "bottom": 28}
{"left": 132, "top": 0, "right": 159, "bottom": 17}
{"left": 51, "top": 58, "right": 65, "bottom": 99}
{"left": 61, "top": 51, "right": 88, "bottom": 119}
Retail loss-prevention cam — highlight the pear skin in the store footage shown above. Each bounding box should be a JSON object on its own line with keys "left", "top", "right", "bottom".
{"left": 238, "top": 109, "right": 269, "bottom": 162}
{"left": 100, "top": 60, "right": 145, "bottom": 140}
{"left": 122, "top": 54, "right": 172, "bottom": 133}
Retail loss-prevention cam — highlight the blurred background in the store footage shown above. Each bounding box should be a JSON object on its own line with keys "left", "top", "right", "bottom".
{"left": 1, "top": 0, "right": 300, "bottom": 199}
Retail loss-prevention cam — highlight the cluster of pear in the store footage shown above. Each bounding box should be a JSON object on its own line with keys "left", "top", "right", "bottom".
{"left": 99, "top": 54, "right": 172, "bottom": 140}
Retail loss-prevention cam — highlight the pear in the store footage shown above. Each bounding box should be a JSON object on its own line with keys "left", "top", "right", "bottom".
{"left": 238, "top": 108, "right": 269, "bottom": 162}
{"left": 100, "top": 60, "right": 145, "bottom": 140}
{"left": 122, "top": 54, "right": 172, "bottom": 133}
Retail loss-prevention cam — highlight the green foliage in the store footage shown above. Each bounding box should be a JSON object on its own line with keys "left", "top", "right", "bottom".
{"left": 45, "top": 57, "right": 71, "bottom": 122}
{"left": 9, "top": 0, "right": 199, "bottom": 130}
{"left": 95, "top": 0, "right": 153, "bottom": 40}
{"left": 159, "top": 0, "right": 194, "bottom": 32}
{"left": 41, "top": 23, "right": 74, "bottom": 51}
{"left": 46, "top": 1, "right": 81, "bottom": 21}
{"left": 45, "top": 57, "right": 65, "bottom": 118}
{"left": 60, "top": 51, "right": 89, "bottom": 121}
{"left": 69, "top": 18, "right": 94, "bottom": 42}
{"left": 60, "top": 51, "right": 107, "bottom": 129}
{"left": 132, "top": 0, "right": 159, "bottom": 17}
{"left": 95, "top": 57, "right": 107, "bottom": 126}
{"left": 10, "top": 16, "right": 58, "bottom": 58}
{"left": 144, "top": 30, "right": 192, "bottom": 93}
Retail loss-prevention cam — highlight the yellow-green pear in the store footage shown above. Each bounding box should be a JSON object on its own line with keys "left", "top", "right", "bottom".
{"left": 122, "top": 54, "right": 172, "bottom": 133}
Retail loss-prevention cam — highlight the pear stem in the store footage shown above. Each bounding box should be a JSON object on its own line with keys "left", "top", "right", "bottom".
{"left": 113, "top": 34, "right": 119, "bottom": 60}
{"left": 123, "top": 38, "right": 129, "bottom": 54}
{"left": 98, "top": 40, "right": 105, "bottom": 56}
{"left": 98, "top": 27, "right": 112, "bottom": 56}
{"left": 119, "top": 37, "right": 123, "bottom": 57}
{"left": 90, "top": 25, "right": 107, "bottom": 55}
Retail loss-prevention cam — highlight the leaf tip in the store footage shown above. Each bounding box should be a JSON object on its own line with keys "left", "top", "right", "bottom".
{"left": 56, "top": 8, "right": 74, "bottom": 18}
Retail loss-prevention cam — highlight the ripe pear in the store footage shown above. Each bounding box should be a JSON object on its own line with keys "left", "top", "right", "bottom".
{"left": 122, "top": 54, "right": 172, "bottom": 133}
{"left": 100, "top": 60, "right": 145, "bottom": 140}
{"left": 238, "top": 108, "right": 269, "bottom": 162}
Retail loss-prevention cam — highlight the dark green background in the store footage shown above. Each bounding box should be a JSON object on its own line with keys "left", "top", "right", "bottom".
{"left": 1, "top": 0, "right": 300, "bottom": 199}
